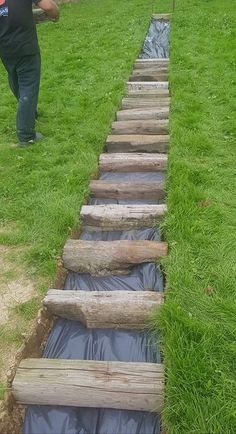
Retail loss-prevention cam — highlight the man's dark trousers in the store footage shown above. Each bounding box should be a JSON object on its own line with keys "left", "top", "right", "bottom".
{"left": 1, "top": 53, "right": 41, "bottom": 143}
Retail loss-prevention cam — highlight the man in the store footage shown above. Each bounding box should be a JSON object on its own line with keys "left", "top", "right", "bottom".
{"left": 0, "top": 0, "right": 59, "bottom": 146}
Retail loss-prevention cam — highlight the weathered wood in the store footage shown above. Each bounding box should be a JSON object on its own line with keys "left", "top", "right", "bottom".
{"left": 128, "top": 89, "right": 169, "bottom": 98}
{"left": 152, "top": 13, "right": 171, "bottom": 20}
{"left": 130, "top": 72, "right": 168, "bottom": 82}
{"left": 111, "top": 120, "right": 168, "bottom": 135}
{"left": 135, "top": 59, "right": 169, "bottom": 69}
{"left": 99, "top": 153, "right": 168, "bottom": 172}
{"left": 63, "top": 240, "right": 168, "bottom": 275}
{"left": 89, "top": 180, "right": 165, "bottom": 200}
{"left": 127, "top": 81, "right": 169, "bottom": 91}
{"left": 106, "top": 134, "right": 169, "bottom": 153}
{"left": 117, "top": 107, "right": 169, "bottom": 121}
{"left": 44, "top": 289, "right": 163, "bottom": 328}
{"left": 12, "top": 358, "right": 164, "bottom": 411}
{"left": 122, "top": 98, "right": 170, "bottom": 110}
{"left": 81, "top": 204, "right": 167, "bottom": 230}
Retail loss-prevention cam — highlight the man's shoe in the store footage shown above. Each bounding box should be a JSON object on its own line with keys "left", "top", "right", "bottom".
{"left": 18, "top": 132, "right": 44, "bottom": 147}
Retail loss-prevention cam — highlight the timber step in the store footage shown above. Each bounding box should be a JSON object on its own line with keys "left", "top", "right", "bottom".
{"left": 127, "top": 89, "right": 169, "bottom": 98}
{"left": 122, "top": 98, "right": 170, "bottom": 110}
{"left": 106, "top": 134, "right": 169, "bottom": 153}
{"left": 135, "top": 58, "right": 169, "bottom": 68}
{"left": 130, "top": 72, "right": 168, "bottom": 82}
{"left": 99, "top": 153, "right": 167, "bottom": 172}
{"left": 12, "top": 359, "right": 164, "bottom": 411}
{"left": 43, "top": 289, "right": 163, "bottom": 329}
{"left": 117, "top": 107, "right": 169, "bottom": 121}
{"left": 81, "top": 204, "right": 167, "bottom": 230}
{"left": 63, "top": 240, "right": 168, "bottom": 275}
{"left": 111, "top": 120, "right": 169, "bottom": 135}
{"left": 89, "top": 180, "right": 165, "bottom": 200}
{"left": 127, "top": 81, "right": 169, "bottom": 91}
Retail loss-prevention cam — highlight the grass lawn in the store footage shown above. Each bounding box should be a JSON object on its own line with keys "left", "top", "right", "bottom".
{"left": 153, "top": 0, "right": 236, "bottom": 433}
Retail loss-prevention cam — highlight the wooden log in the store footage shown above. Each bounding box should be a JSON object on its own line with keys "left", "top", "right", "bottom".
{"left": 89, "top": 180, "right": 165, "bottom": 200}
{"left": 81, "top": 204, "right": 167, "bottom": 230}
{"left": 43, "top": 289, "right": 163, "bottom": 328}
{"left": 135, "top": 59, "right": 169, "bottom": 69}
{"left": 152, "top": 13, "right": 171, "bottom": 20}
{"left": 111, "top": 120, "right": 168, "bottom": 135}
{"left": 99, "top": 153, "right": 168, "bottom": 172}
{"left": 122, "top": 98, "right": 170, "bottom": 110}
{"left": 117, "top": 107, "right": 169, "bottom": 121}
{"left": 12, "top": 358, "right": 164, "bottom": 411}
{"left": 63, "top": 240, "right": 168, "bottom": 275}
{"left": 130, "top": 73, "right": 168, "bottom": 82}
{"left": 106, "top": 134, "right": 169, "bottom": 153}
{"left": 128, "top": 89, "right": 169, "bottom": 98}
{"left": 127, "top": 81, "right": 169, "bottom": 91}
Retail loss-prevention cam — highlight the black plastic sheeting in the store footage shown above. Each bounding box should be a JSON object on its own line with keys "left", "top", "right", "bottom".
{"left": 140, "top": 19, "right": 170, "bottom": 59}
{"left": 23, "top": 18, "right": 169, "bottom": 434}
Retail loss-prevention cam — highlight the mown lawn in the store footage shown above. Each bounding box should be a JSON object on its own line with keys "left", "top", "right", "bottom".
{"left": 153, "top": 0, "right": 236, "bottom": 433}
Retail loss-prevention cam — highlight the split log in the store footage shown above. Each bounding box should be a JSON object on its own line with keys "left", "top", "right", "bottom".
{"left": 128, "top": 89, "right": 169, "bottom": 98}
{"left": 106, "top": 134, "right": 169, "bottom": 153}
{"left": 81, "top": 204, "right": 167, "bottom": 230}
{"left": 122, "top": 98, "right": 170, "bottom": 110}
{"left": 43, "top": 289, "right": 163, "bottom": 329}
{"left": 89, "top": 180, "right": 165, "bottom": 200}
{"left": 99, "top": 153, "right": 168, "bottom": 172}
{"left": 63, "top": 239, "right": 168, "bottom": 275}
{"left": 12, "top": 358, "right": 164, "bottom": 411}
{"left": 127, "top": 81, "right": 169, "bottom": 91}
{"left": 117, "top": 107, "right": 169, "bottom": 121}
{"left": 111, "top": 120, "right": 168, "bottom": 135}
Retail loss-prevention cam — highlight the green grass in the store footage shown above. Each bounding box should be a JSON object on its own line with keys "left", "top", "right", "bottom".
{"left": 152, "top": 0, "right": 236, "bottom": 433}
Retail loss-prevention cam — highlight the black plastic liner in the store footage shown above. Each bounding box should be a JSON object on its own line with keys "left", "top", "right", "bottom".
{"left": 140, "top": 19, "right": 170, "bottom": 59}
{"left": 23, "top": 18, "right": 169, "bottom": 434}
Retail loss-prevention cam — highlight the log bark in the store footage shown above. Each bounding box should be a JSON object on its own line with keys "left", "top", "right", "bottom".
{"left": 111, "top": 120, "right": 168, "bottom": 135}
{"left": 81, "top": 204, "right": 167, "bottom": 230}
{"left": 106, "top": 134, "right": 169, "bottom": 153}
{"left": 117, "top": 107, "right": 169, "bottom": 121}
{"left": 12, "top": 358, "right": 164, "bottom": 411}
{"left": 43, "top": 289, "right": 163, "bottom": 328}
{"left": 89, "top": 180, "right": 165, "bottom": 200}
{"left": 122, "top": 98, "right": 170, "bottom": 110}
{"left": 99, "top": 153, "right": 168, "bottom": 172}
{"left": 63, "top": 240, "right": 168, "bottom": 275}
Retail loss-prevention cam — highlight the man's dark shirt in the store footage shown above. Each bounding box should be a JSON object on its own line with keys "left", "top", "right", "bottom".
{"left": 0, "top": 0, "right": 40, "bottom": 58}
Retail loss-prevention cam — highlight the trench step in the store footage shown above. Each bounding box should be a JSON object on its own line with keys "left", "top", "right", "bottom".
{"left": 130, "top": 71, "right": 168, "bottom": 82}
{"left": 117, "top": 107, "right": 169, "bottom": 121}
{"left": 99, "top": 153, "right": 167, "bottom": 172}
{"left": 12, "top": 359, "right": 164, "bottom": 411}
{"left": 43, "top": 289, "right": 163, "bottom": 329}
{"left": 127, "top": 81, "right": 169, "bottom": 91}
{"left": 111, "top": 119, "right": 168, "bottom": 135}
{"left": 106, "top": 134, "right": 169, "bottom": 153}
{"left": 63, "top": 239, "right": 168, "bottom": 275}
{"left": 81, "top": 204, "right": 167, "bottom": 230}
{"left": 127, "top": 88, "right": 169, "bottom": 98}
{"left": 135, "top": 58, "right": 169, "bottom": 68}
{"left": 89, "top": 180, "right": 165, "bottom": 200}
{"left": 122, "top": 98, "right": 170, "bottom": 110}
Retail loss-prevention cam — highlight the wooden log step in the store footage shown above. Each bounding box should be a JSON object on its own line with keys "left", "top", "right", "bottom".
{"left": 106, "top": 134, "right": 169, "bottom": 153}
{"left": 122, "top": 98, "right": 170, "bottom": 110}
{"left": 127, "top": 81, "right": 169, "bottom": 91}
{"left": 89, "top": 180, "right": 165, "bottom": 200}
{"left": 130, "top": 72, "right": 168, "bottom": 82}
{"left": 44, "top": 290, "right": 163, "bottom": 329}
{"left": 99, "top": 153, "right": 167, "bottom": 172}
{"left": 135, "top": 59, "right": 169, "bottom": 69}
{"left": 81, "top": 204, "right": 167, "bottom": 230}
{"left": 63, "top": 240, "right": 168, "bottom": 275}
{"left": 12, "top": 359, "right": 164, "bottom": 411}
{"left": 152, "top": 13, "right": 171, "bottom": 20}
{"left": 117, "top": 107, "right": 169, "bottom": 121}
{"left": 111, "top": 120, "right": 168, "bottom": 135}
{"left": 128, "top": 88, "right": 169, "bottom": 98}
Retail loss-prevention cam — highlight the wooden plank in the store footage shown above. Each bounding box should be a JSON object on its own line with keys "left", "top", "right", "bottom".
{"left": 43, "top": 289, "right": 163, "bottom": 329}
{"left": 117, "top": 107, "right": 169, "bottom": 121}
{"left": 81, "top": 204, "right": 167, "bottom": 230}
{"left": 111, "top": 120, "right": 168, "bottom": 135}
{"left": 106, "top": 134, "right": 169, "bottom": 153}
{"left": 122, "top": 98, "right": 170, "bottom": 110}
{"left": 89, "top": 180, "right": 165, "bottom": 200}
{"left": 63, "top": 239, "right": 168, "bottom": 275}
{"left": 128, "top": 89, "right": 169, "bottom": 98}
{"left": 12, "top": 358, "right": 164, "bottom": 411}
{"left": 135, "top": 59, "right": 169, "bottom": 68}
{"left": 99, "top": 153, "right": 168, "bottom": 172}
{"left": 130, "top": 72, "right": 168, "bottom": 82}
{"left": 127, "top": 81, "right": 169, "bottom": 91}
{"left": 152, "top": 13, "right": 171, "bottom": 20}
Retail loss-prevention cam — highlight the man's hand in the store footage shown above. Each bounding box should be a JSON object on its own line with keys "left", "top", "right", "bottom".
{"left": 37, "top": 0, "right": 59, "bottom": 22}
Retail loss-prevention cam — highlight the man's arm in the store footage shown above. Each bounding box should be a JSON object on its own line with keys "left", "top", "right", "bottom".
{"left": 36, "top": 0, "right": 59, "bottom": 21}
